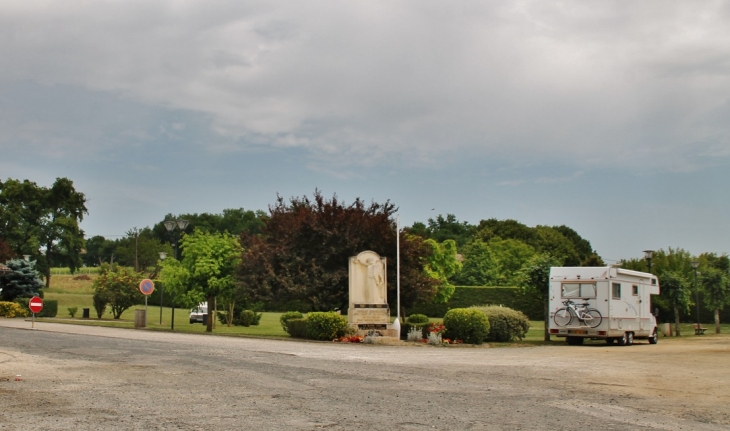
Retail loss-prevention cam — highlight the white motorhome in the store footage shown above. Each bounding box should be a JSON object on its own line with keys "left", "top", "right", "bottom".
{"left": 548, "top": 266, "right": 660, "bottom": 346}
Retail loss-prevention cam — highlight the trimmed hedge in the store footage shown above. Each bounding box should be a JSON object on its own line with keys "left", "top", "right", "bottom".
{"left": 14, "top": 298, "right": 58, "bottom": 318}
{"left": 280, "top": 311, "right": 304, "bottom": 331}
{"left": 407, "top": 286, "right": 542, "bottom": 320}
{"left": 305, "top": 312, "right": 349, "bottom": 341}
{"left": 471, "top": 305, "right": 530, "bottom": 342}
{"left": 443, "top": 308, "right": 490, "bottom": 345}
{"left": 406, "top": 314, "right": 429, "bottom": 324}
{"left": 284, "top": 318, "right": 308, "bottom": 338}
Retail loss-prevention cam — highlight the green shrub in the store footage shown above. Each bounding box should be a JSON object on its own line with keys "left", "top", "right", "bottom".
{"left": 67, "top": 307, "right": 78, "bottom": 318}
{"left": 280, "top": 311, "right": 304, "bottom": 331}
{"left": 406, "top": 314, "right": 429, "bottom": 324}
{"left": 443, "top": 308, "right": 490, "bottom": 345}
{"left": 238, "top": 309, "right": 262, "bottom": 327}
{"left": 305, "top": 312, "right": 349, "bottom": 341}
{"left": 471, "top": 305, "right": 530, "bottom": 342}
{"left": 92, "top": 292, "right": 107, "bottom": 319}
{"left": 285, "top": 318, "right": 308, "bottom": 338}
{"left": 39, "top": 300, "right": 58, "bottom": 318}
{"left": 0, "top": 301, "right": 28, "bottom": 318}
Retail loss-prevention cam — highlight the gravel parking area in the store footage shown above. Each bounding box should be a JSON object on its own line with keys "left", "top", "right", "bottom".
{"left": 1, "top": 319, "right": 729, "bottom": 430}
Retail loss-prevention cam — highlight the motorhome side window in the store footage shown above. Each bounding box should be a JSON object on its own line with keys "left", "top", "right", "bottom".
{"left": 612, "top": 283, "right": 621, "bottom": 299}
{"left": 632, "top": 285, "right": 639, "bottom": 296}
{"left": 561, "top": 283, "right": 597, "bottom": 298}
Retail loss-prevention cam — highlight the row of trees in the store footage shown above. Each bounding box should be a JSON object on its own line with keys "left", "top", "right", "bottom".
{"left": 2, "top": 177, "right": 729, "bottom": 337}
{"left": 621, "top": 248, "right": 730, "bottom": 335}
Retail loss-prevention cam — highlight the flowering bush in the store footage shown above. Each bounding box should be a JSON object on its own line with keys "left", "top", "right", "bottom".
{"left": 428, "top": 322, "right": 445, "bottom": 335}
{"left": 336, "top": 335, "right": 363, "bottom": 343}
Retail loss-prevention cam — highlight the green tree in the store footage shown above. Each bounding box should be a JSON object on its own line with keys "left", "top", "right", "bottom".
{"left": 518, "top": 253, "right": 561, "bottom": 341}
{"left": 0, "top": 258, "right": 44, "bottom": 301}
{"left": 660, "top": 270, "right": 692, "bottom": 336}
{"left": 92, "top": 266, "right": 144, "bottom": 319}
{"left": 701, "top": 267, "right": 730, "bottom": 334}
{"left": 160, "top": 229, "right": 241, "bottom": 332}
{"left": 487, "top": 238, "right": 536, "bottom": 285}
{"left": 82, "top": 235, "right": 117, "bottom": 267}
{"left": 416, "top": 214, "right": 476, "bottom": 247}
{"left": 423, "top": 239, "right": 462, "bottom": 303}
{"left": 452, "top": 239, "right": 499, "bottom": 286}
{"left": 115, "top": 228, "right": 171, "bottom": 272}
{"left": 0, "top": 178, "right": 87, "bottom": 287}
{"left": 152, "top": 208, "right": 266, "bottom": 242}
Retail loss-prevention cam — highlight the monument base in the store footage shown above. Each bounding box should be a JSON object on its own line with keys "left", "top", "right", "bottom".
{"left": 355, "top": 327, "right": 399, "bottom": 339}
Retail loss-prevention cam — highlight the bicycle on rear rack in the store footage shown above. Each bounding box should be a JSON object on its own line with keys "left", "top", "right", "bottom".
{"left": 553, "top": 299, "right": 602, "bottom": 328}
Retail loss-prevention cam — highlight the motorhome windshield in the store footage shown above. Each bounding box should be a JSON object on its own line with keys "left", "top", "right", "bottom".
{"left": 561, "top": 283, "right": 597, "bottom": 298}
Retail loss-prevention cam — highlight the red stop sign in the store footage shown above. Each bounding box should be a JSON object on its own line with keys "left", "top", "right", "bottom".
{"left": 29, "top": 296, "right": 43, "bottom": 313}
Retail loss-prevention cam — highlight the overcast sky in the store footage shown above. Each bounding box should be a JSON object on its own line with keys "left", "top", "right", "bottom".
{"left": 1, "top": 1, "right": 728, "bottom": 262}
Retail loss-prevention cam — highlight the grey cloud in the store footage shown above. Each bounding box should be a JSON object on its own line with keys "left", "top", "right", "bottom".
{"left": 1, "top": 0, "right": 729, "bottom": 173}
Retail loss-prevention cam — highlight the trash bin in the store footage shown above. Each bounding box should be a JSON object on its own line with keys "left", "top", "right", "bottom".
{"left": 202, "top": 313, "right": 208, "bottom": 326}
{"left": 134, "top": 309, "right": 146, "bottom": 329}
{"left": 82, "top": 308, "right": 90, "bottom": 319}
{"left": 662, "top": 322, "right": 671, "bottom": 337}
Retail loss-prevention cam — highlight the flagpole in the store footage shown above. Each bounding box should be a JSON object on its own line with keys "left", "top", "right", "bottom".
{"left": 396, "top": 213, "right": 401, "bottom": 321}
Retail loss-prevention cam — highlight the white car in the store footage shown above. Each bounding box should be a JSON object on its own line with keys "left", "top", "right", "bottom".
{"left": 189, "top": 302, "right": 208, "bottom": 324}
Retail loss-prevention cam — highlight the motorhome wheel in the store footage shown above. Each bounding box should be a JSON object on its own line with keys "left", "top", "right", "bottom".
{"left": 648, "top": 329, "right": 658, "bottom": 344}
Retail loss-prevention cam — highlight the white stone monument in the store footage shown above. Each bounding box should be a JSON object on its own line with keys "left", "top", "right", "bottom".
{"left": 348, "top": 250, "right": 398, "bottom": 337}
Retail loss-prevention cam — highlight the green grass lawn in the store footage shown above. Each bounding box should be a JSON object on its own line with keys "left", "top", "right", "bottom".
{"left": 41, "top": 274, "right": 289, "bottom": 337}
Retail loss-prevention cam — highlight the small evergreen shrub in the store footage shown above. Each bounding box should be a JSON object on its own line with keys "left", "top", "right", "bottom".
{"left": 0, "top": 301, "right": 28, "bottom": 318}
{"left": 238, "top": 309, "right": 262, "bottom": 327}
{"left": 406, "top": 314, "right": 429, "bottom": 324}
{"left": 67, "top": 307, "right": 78, "bottom": 318}
{"left": 471, "top": 305, "right": 531, "bottom": 342}
{"left": 285, "top": 318, "right": 308, "bottom": 338}
{"left": 280, "top": 311, "right": 304, "bottom": 331}
{"left": 443, "top": 308, "right": 490, "bottom": 345}
{"left": 305, "top": 312, "right": 349, "bottom": 341}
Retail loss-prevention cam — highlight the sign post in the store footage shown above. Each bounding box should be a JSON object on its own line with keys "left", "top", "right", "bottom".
{"left": 139, "top": 279, "right": 155, "bottom": 327}
{"left": 29, "top": 296, "right": 43, "bottom": 328}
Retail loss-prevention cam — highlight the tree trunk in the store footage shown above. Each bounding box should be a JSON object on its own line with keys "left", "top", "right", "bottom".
{"left": 543, "top": 296, "right": 550, "bottom": 341}
{"left": 715, "top": 309, "right": 721, "bottom": 334}
{"left": 206, "top": 294, "right": 215, "bottom": 332}
{"left": 674, "top": 306, "right": 681, "bottom": 336}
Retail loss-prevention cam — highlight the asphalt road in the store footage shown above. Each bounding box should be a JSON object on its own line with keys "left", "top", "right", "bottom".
{"left": 1, "top": 321, "right": 728, "bottom": 431}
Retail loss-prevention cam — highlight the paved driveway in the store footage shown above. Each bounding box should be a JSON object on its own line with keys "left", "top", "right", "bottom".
{"left": 1, "top": 319, "right": 729, "bottom": 430}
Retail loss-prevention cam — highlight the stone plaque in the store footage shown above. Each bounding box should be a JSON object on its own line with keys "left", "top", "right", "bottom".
{"left": 349, "top": 307, "right": 390, "bottom": 325}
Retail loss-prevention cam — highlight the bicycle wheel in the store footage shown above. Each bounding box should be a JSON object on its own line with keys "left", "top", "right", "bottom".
{"left": 584, "top": 309, "right": 602, "bottom": 328}
{"left": 553, "top": 308, "right": 573, "bottom": 327}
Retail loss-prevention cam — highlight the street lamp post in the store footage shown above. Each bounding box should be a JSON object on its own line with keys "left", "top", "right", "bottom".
{"left": 158, "top": 251, "right": 167, "bottom": 325}
{"left": 164, "top": 219, "right": 189, "bottom": 330}
{"left": 643, "top": 250, "right": 654, "bottom": 274}
{"left": 691, "top": 260, "right": 700, "bottom": 335}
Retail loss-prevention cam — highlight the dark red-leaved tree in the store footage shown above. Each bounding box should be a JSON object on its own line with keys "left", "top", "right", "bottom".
{"left": 237, "top": 191, "right": 437, "bottom": 312}
{"left": 0, "top": 238, "right": 15, "bottom": 262}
